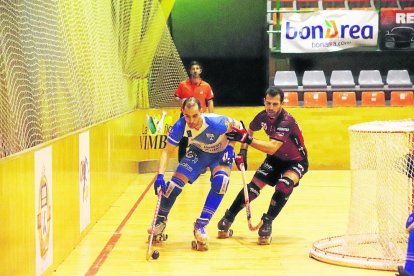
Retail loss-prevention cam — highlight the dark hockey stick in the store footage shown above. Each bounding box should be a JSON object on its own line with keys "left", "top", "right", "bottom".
{"left": 240, "top": 163, "right": 263, "bottom": 231}
{"left": 146, "top": 188, "right": 163, "bottom": 261}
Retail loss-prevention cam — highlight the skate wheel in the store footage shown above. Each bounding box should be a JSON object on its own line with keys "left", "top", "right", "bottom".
{"left": 199, "top": 243, "right": 208, "bottom": 251}
{"left": 257, "top": 236, "right": 272, "bottom": 245}
{"left": 191, "top": 240, "right": 197, "bottom": 250}
{"left": 217, "top": 229, "right": 233, "bottom": 239}
{"left": 217, "top": 231, "right": 227, "bottom": 239}
{"left": 164, "top": 234, "right": 168, "bottom": 241}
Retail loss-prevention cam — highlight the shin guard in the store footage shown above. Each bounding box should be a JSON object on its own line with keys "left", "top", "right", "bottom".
{"left": 158, "top": 176, "right": 184, "bottom": 218}
{"left": 200, "top": 171, "right": 229, "bottom": 221}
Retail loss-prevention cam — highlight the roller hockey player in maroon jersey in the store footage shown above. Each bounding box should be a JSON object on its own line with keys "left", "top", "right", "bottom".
{"left": 218, "top": 87, "right": 309, "bottom": 245}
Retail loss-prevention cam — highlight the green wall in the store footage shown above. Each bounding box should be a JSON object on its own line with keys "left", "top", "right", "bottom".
{"left": 171, "top": 0, "right": 267, "bottom": 59}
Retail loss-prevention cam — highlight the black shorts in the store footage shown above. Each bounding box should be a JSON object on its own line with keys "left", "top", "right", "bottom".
{"left": 253, "top": 155, "right": 309, "bottom": 187}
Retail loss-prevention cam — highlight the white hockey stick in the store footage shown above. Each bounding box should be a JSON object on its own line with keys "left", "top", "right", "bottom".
{"left": 240, "top": 163, "right": 263, "bottom": 231}
{"left": 146, "top": 188, "right": 163, "bottom": 261}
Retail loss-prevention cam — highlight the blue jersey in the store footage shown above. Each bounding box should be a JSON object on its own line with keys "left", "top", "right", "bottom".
{"left": 168, "top": 113, "right": 233, "bottom": 153}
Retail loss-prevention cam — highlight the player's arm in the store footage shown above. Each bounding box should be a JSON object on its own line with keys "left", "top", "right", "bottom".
{"left": 154, "top": 142, "right": 176, "bottom": 195}
{"left": 175, "top": 96, "right": 186, "bottom": 108}
{"left": 250, "top": 138, "right": 282, "bottom": 155}
{"left": 206, "top": 86, "right": 214, "bottom": 113}
{"left": 218, "top": 118, "right": 237, "bottom": 166}
{"left": 174, "top": 84, "right": 185, "bottom": 107}
{"left": 226, "top": 123, "right": 283, "bottom": 155}
{"left": 207, "top": 98, "right": 214, "bottom": 113}
{"left": 158, "top": 142, "right": 176, "bottom": 175}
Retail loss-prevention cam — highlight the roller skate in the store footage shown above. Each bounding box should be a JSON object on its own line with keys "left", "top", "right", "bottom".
{"left": 217, "top": 209, "right": 234, "bottom": 239}
{"left": 257, "top": 213, "right": 272, "bottom": 245}
{"left": 147, "top": 215, "right": 168, "bottom": 243}
{"left": 191, "top": 218, "right": 209, "bottom": 251}
{"left": 396, "top": 265, "right": 413, "bottom": 276}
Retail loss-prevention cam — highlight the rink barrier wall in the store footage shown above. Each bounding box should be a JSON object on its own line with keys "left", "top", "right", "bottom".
{"left": 1, "top": 106, "right": 413, "bottom": 275}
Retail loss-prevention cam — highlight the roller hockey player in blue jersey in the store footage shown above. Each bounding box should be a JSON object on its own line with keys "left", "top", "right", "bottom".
{"left": 397, "top": 154, "right": 414, "bottom": 276}
{"left": 149, "top": 97, "right": 240, "bottom": 251}
{"left": 397, "top": 212, "right": 414, "bottom": 276}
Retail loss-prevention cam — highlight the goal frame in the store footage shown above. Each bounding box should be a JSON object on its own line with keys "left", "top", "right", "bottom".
{"left": 310, "top": 120, "right": 414, "bottom": 271}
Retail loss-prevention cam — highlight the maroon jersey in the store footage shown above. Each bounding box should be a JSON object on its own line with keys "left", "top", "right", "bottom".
{"left": 249, "top": 109, "right": 307, "bottom": 161}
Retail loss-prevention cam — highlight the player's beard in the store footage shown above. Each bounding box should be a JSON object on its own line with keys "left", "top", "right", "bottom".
{"left": 188, "top": 119, "right": 202, "bottom": 130}
{"left": 266, "top": 110, "right": 276, "bottom": 118}
{"left": 266, "top": 109, "right": 280, "bottom": 119}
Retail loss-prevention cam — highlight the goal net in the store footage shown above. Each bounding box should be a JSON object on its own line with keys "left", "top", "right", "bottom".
{"left": 0, "top": 0, "right": 186, "bottom": 158}
{"left": 310, "top": 119, "right": 414, "bottom": 271}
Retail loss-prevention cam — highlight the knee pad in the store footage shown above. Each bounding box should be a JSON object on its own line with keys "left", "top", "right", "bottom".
{"left": 164, "top": 176, "right": 185, "bottom": 198}
{"left": 211, "top": 171, "right": 229, "bottom": 195}
{"left": 275, "top": 176, "right": 294, "bottom": 197}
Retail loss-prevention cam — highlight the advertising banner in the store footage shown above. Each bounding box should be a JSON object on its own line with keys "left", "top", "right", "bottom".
{"left": 281, "top": 10, "right": 379, "bottom": 53}
{"left": 35, "top": 146, "right": 53, "bottom": 276}
{"left": 380, "top": 9, "right": 414, "bottom": 50}
{"left": 139, "top": 111, "right": 174, "bottom": 152}
{"left": 79, "top": 131, "right": 90, "bottom": 233}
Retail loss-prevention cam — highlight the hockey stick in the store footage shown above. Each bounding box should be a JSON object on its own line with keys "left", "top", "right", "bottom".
{"left": 146, "top": 188, "right": 163, "bottom": 261}
{"left": 240, "top": 163, "right": 263, "bottom": 231}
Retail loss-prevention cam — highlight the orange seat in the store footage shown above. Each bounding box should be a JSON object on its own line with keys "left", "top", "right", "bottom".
{"left": 303, "top": 91, "right": 328, "bottom": 107}
{"left": 361, "top": 91, "right": 386, "bottom": 106}
{"left": 332, "top": 91, "right": 357, "bottom": 107}
{"left": 390, "top": 91, "right": 414, "bottom": 106}
{"left": 283, "top": 92, "right": 299, "bottom": 107}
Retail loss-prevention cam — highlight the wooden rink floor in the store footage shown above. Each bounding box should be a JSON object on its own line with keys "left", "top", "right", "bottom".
{"left": 52, "top": 170, "right": 395, "bottom": 276}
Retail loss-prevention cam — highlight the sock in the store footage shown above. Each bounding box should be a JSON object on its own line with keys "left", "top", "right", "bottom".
{"left": 228, "top": 182, "right": 260, "bottom": 217}
{"left": 266, "top": 190, "right": 288, "bottom": 220}
{"left": 200, "top": 189, "right": 224, "bottom": 222}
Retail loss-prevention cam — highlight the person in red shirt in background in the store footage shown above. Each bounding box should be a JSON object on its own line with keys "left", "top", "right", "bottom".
{"left": 175, "top": 61, "right": 215, "bottom": 161}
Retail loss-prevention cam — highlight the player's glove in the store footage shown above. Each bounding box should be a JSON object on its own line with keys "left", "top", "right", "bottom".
{"left": 235, "top": 149, "right": 248, "bottom": 171}
{"left": 220, "top": 145, "right": 235, "bottom": 165}
{"left": 226, "top": 121, "right": 252, "bottom": 145}
{"left": 154, "top": 173, "right": 166, "bottom": 195}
